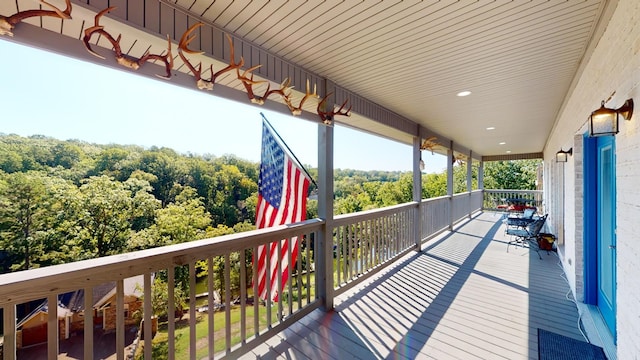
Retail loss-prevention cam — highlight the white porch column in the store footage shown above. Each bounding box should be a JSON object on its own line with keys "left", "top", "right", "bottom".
{"left": 317, "top": 88, "right": 335, "bottom": 310}
{"left": 413, "top": 136, "right": 422, "bottom": 251}
{"left": 478, "top": 160, "right": 484, "bottom": 189}
{"left": 467, "top": 150, "right": 473, "bottom": 218}
{"left": 447, "top": 142, "right": 454, "bottom": 230}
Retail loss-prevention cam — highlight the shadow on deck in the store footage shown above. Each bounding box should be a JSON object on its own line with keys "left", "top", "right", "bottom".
{"left": 244, "top": 212, "right": 583, "bottom": 359}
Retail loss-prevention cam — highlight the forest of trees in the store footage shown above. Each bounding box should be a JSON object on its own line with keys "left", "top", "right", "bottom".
{"left": 0, "top": 134, "right": 540, "bottom": 276}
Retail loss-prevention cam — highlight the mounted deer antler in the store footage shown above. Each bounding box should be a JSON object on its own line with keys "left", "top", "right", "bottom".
{"left": 237, "top": 66, "right": 293, "bottom": 105}
{"left": 140, "top": 35, "right": 174, "bottom": 79}
{"left": 1, "top": 0, "right": 72, "bottom": 37}
{"left": 237, "top": 65, "right": 266, "bottom": 104}
{"left": 317, "top": 93, "right": 351, "bottom": 125}
{"left": 420, "top": 136, "right": 438, "bottom": 154}
{"left": 453, "top": 153, "right": 467, "bottom": 166}
{"left": 178, "top": 23, "right": 244, "bottom": 91}
{"left": 284, "top": 79, "right": 318, "bottom": 116}
{"left": 83, "top": 7, "right": 173, "bottom": 78}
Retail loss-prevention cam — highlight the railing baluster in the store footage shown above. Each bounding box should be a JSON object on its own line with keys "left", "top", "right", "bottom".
{"left": 265, "top": 243, "right": 272, "bottom": 328}
{"left": 335, "top": 226, "right": 341, "bottom": 286}
{"left": 341, "top": 225, "right": 347, "bottom": 283}
{"left": 189, "top": 262, "right": 196, "bottom": 360}
{"left": 168, "top": 266, "right": 175, "bottom": 360}
{"left": 357, "top": 221, "right": 363, "bottom": 275}
{"left": 287, "top": 237, "right": 293, "bottom": 316}
{"left": 306, "top": 233, "right": 312, "bottom": 304}
{"left": 253, "top": 245, "right": 259, "bottom": 338}
{"left": 240, "top": 249, "right": 247, "bottom": 344}
{"left": 225, "top": 253, "right": 231, "bottom": 354}
{"left": 376, "top": 217, "right": 382, "bottom": 265}
{"left": 84, "top": 285, "right": 94, "bottom": 360}
{"left": 207, "top": 257, "right": 215, "bottom": 356}
{"left": 47, "top": 294, "right": 58, "bottom": 359}
{"left": 143, "top": 273, "right": 152, "bottom": 360}
{"left": 116, "top": 279, "right": 125, "bottom": 360}
{"left": 367, "top": 219, "right": 372, "bottom": 270}
{"left": 276, "top": 240, "right": 283, "bottom": 322}
{"left": 296, "top": 234, "right": 302, "bottom": 311}
{"left": 4, "top": 304, "right": 16, "bottom": 360}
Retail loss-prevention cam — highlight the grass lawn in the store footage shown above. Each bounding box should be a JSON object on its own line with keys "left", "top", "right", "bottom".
{"left": 138, "top": 276, "right": 316, "bottom": 360}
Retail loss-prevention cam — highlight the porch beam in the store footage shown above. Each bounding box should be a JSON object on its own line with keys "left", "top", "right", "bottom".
{"left": 483, "top": 152, "right": 543, "bottom": 161}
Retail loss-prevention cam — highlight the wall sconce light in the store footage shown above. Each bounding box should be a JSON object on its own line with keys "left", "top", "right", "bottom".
{"left": 589, "top": 99, "right": 634, "bottom": 137}
{"left": 556, "top": 148, "right": 572, "bottom": 163}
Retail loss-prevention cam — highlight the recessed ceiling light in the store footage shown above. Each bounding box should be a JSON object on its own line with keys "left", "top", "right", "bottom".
{"left": 457, "top": 90, "right": 472, "bottom": 97}
{"left": 486, "top": 127, "right": 495, "bottom": 130}
{"left": 499, "top": 142, "right": 506, "bottom": 145}
{"left": 506, "top": 150, "right": 512, "bottom": 153}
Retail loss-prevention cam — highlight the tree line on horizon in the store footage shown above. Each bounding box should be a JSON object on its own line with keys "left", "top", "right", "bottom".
{"left": 0, "top": 133, "right": 540, "bottom": 276}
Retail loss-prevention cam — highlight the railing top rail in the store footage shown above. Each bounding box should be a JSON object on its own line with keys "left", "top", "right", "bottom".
{"left": 333, "top": 201, "right": 417, "bottom": 226}
{"left": 421, "top": 195, "right": 450, "bottom": 203}
{"left": 0, "top": 218, "right": 324, "bottom": 305}
{"left": 484, "top": 189, "right": 543, "bottom": 194}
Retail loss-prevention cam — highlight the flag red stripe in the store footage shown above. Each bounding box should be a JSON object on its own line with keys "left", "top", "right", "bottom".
{"left": 254, "top": 148, "right": 310, "bottom": 301}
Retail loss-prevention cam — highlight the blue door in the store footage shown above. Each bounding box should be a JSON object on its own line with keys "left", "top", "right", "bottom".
{"left": 597, "top": 135, "right": 616, "bottom": 340}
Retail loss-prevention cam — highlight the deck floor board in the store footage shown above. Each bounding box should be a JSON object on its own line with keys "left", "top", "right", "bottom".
{"left": 241, "top": 212, "right": 583, "bottom": 359}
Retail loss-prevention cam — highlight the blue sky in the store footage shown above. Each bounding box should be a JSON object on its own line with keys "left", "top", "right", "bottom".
{"left": 0, "top": 40, "right": 446, "bottom": 173}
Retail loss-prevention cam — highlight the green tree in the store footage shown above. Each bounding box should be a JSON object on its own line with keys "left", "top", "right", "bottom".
{"left": 77, "top": 176, "right": 139, "bottom": 257}
{"left": 136, "top": 277, "right": 187, "bottom": 321}
{"left": 129, "top": 185, "right": 210, "bottom": 251}
{"left": 483, "top": 160, "right": 540, "bottom": 190}
{"left": 0, "top": 172, "right": 50, "bottom": 271}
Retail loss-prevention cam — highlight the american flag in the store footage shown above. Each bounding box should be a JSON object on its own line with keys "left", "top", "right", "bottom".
{"left": 254, "top": 120, "right": 310, "bottom": 302}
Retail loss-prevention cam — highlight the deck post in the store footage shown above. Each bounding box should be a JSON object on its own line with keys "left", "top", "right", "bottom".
{"left": 317, "top": 86, "right": 335, "bottom": 310}
{"left": 467, "top": 150, "right": 473, "bottom": 218}
{"left": 413, "top": 136, "right": 422, "bottom": 251}
{"left": 447, "top": 142, "right": 454, "bottom": 230}
{"left": 478, "top": 160, "right": 484, "bottom": 190}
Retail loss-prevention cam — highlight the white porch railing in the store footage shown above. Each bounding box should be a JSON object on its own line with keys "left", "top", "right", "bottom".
{"left": 483, "top": 189, "right": 544, "bottom": 212}
{"left": 0, "top": 190, "right": 489, "bottom": 359}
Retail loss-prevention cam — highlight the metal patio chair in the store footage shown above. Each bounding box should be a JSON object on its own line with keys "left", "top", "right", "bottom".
{"left": 505, "top": 207, "right": 537, "bottom": 229}
{"left": 506, "top": 214, "right": 548, "bottom": 259}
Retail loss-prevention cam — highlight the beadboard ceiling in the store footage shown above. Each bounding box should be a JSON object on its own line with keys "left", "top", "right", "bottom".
{"left": 0, "top": 0, "right": 611, "bottom": 158}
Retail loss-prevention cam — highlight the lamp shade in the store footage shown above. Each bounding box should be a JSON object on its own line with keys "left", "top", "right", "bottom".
{"left": 556, "top": 149, "right": 572, "bottom": 162}
{"left": 590, "top": 101, "right": 618, "bottom": 136}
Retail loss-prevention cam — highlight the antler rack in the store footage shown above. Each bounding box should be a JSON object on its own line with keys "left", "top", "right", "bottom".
{"left": 178, "top": 23, "right": 244, "bottom": 91}
{"left": 1, "top": 0, "right": 72, "bottom": 37}
{"left": 83, "top": 7, "right": 173, "bottom": 79}
{"left": 284, "top": 79, "right": 318, "bottom": 116}
{"left": 420, "top": 136, "right": 439, "bottom": 154}
{"left": 317, "top": 94, "right": 351, "bottom": 125}
{"left": 237, "top": 65, "right": 293, "bottom": 105}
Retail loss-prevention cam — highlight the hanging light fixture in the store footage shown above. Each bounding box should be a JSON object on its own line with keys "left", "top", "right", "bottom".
{"left": 419, "top": 156, "right": 425, "bottom": 171}
{"left": 556, "top": 148, "right": 572, "bottom": 163}
{"left": 589, "top": 99, "right": 634, "bottom": 137}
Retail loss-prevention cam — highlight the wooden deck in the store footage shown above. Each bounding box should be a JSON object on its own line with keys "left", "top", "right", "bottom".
{"left": 242, "top": 212, "right": 584, "bottom": 359}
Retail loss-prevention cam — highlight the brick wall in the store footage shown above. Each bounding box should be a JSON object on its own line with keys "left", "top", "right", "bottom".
{"left": 544, "top": 0, "right": 640, "bottom": 358}
{"left": 103, "top": 298, "right": 143, "bottom": 331}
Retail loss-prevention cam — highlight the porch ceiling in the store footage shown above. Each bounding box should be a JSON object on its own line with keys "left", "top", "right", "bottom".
{"left": 0, "top": 0, "right": 610, "bottom": 157}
